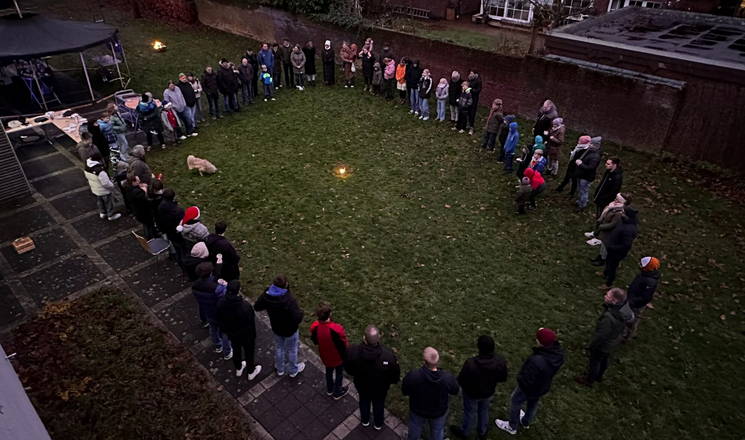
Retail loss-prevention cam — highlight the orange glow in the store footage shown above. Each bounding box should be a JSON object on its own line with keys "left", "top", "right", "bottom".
{"left": 153, "top": 41, "right": 166, "bottom": 51}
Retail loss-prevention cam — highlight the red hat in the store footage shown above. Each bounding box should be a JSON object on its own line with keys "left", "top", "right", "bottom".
{"left": 578, "top": 135, "right": 592, "bottom": 144}
{"left": 177, "top": 206, "right": 200, "bottom": 232}
{"left": 536, "top": 328, "right": 556, "bottom": 346}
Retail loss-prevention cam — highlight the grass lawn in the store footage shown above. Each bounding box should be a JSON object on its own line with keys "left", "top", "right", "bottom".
{"left": 7, "top": 288, "right": 253, "bottom": 439}
{"left": 36, "top": 2, "right": 745, "bottom": 439}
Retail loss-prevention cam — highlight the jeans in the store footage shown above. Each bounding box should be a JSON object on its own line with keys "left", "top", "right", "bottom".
{"left": 283, "top": 63, "right": 294, "bottom": 87}
{"left": 208, "top": 318, "right": 232, "bottom": 354}
{"left": 359, "top": 393, "right": 386, "bottom": 427}
{"left": 230, "top": 331, "right": 256, "bottom": 372}
{"left": 115, "top": 133, "right": 129, "bottom": 162}
{"left": 206, "top": 92, "right": 220, "bottom": 117}
{"left": 96, "top": 193, "right": 116, "bottom": 218}
{"left": 326, "top": 365, "right": 344, "bottom": 396}
{"left": 274, "top": 331, "right": 299, "bottom": 375}
{"left": 223, "top": 93, "right": 239, "bottom": 113}
{"left": 241, "top": 82, "right": 253, "bottom": 104}
{"left": 529, "top": 183, "right": 546, "bottom": 206}
{"left": 194, "top": 97, "right": 204, "bottom": 122}
{"left": 481, "top": 131, "right": 497, "bottom": 150}
{"left": 460, "top": 391, "right": 492, "bottom": 436}
{"left": 410, "top": 91, "right": 420, "bottom": 113}
{"left": 578, "top": 178, "right": 591, "bottom": 208}
{"left": 420, "top": 98, "right": 429, "bottom": 118}
{"left": 450, "top": 104, "right": 458, "bottom": 121}
{"left": 504, "top": 153, "right": 514, "bottom": 172}
{"left": 176, "top": 108, "right": 194, "bottom": 135}
{"left": 437, "top": 100, "right": 446, "bottom": 121}
{"left": 509, "top": 385, "right": 540, "bottom": 430}
{"left": 407, "top": 411, "right": 446, "bottom": 440}
{"left": 263, "top": 83, "right": 274, "bottom": 99}
{"left": 587, "top": 349, "right": 610, "bottom": 384}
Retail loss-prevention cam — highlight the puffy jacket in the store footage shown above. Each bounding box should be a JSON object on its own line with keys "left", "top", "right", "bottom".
{"left": 448, "top": 78, "right": 463, "bottom": 106}
{"left": 402, "top": 366, "right": 459, "bottom": 418}
{"left": 192, "top": 275, "right": 226, "bottom": 320}
{"left": 574, "top": 144, "right": 602, "bottom": 181}
{"left": 594, "top": 167, "right": 624, "bottom": 207}
{"left": 181, "top": 221, "right": 209, "bottom": 249}
{"left": 589, "top": 301, "right": 635, "bottom": 353}
{"left": 395, "top": 64, "right": 407, "bottom": 84}
{"left": 457, "top": 352, "right": 508, "bottom": 399}
{"left": 216, "top": 64, "right": 239, "bottom": 94}
{"left": 109, "top": 113, "right": 127, "bottom": 134}
{"left": 503, "top": 122, "right": 519, "bottom": 155}
{"left": 457, "top": 89, "right": 472, "bottom": 112}
{"left": 291, "top": 50, "right": 306, "bottom": 75}
{"left": 435, "top": 84, "right": 448, "bottom": 101}
{"left": 84, "top": 159, "right": 114, "bottom": 196}
{"left": 523, "top": 168, "right": 545, "bottom": 189}
{"left": 345, "top": 342, "right": 400, "bottom": 397}
{"left": 136, "top": 100, "right": 161, "bottom": 131}
{"left": 216, "top": 291, "right": 256, "bottom": 339}
{"left": 606, "top": 206, "right": 638, "bottom": 256}
{"left": 254, "top": 285, "right": 304, "bottom": 337}
{"left": 516, "top": 343, "right": 564, "bottom": 397}
{"left": 627, "top": 270, "right": 660, "bottom": 309}
{"left": 310, "top": 320, "right": 348, "bottom": 368}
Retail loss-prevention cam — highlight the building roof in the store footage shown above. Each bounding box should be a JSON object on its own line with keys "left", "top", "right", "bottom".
{"left": 549, "top": 7, "right": 745, "bottom": 71}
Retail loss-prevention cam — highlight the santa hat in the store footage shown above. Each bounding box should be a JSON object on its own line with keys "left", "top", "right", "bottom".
{"left": 536, "top": 328, "right": 556, "bottom": 346}
{"left": 640, "top": 256, "right": 660, "bottom": 271}
{"left": 176, "top": 206, "right": 200, "bottom": 232}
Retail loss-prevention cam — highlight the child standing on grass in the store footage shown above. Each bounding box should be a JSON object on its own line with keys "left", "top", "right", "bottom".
{"left": 372, "top": 62, "right": 382, "bottom": 95}
{"left": 515, "top": 177, "right": 532, "bottom": 215}
{"left": 503, "top": 121, "right": 519, "bottom": 174}
{"left": 417, "top": 69, "right": 432, "bottom": 121}
{"left": 311, "top": 302, "right": 349, "bottom": 399}
{"left": 454, "top": 81, "right": 472, "bottom": 133}
{"left": 383, "top": 58, "right": 395, "bottom": 100}
{"left": 160, "top": 101, "right": 184, "bottom": 147}
{"left": 261, "top": 65, "right": 275, "bottom": 101}
{"left": 395, "top": 57, "right": 407, "bottom": 104}
{"left": 435, "top": 78, "right": 448, "bottom": 122}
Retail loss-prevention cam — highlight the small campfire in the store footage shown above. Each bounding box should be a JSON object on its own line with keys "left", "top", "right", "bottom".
{"left": 152, "top": 40, "right": 167, "bottom": 52}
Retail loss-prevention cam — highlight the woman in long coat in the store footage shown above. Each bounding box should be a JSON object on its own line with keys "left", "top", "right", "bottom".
{"left": 302, "top": 41, "right": 317, "bottom": 86}
{"left": 321, "top": 40, "right": 335, "bottom": 86}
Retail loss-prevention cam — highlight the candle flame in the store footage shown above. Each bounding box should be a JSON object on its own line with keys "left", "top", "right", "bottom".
{"left": 339, "top": 167, "right": 346, "bottom": 175}
{"left": 153, "top": 41, "right": 166, "bottom": 50}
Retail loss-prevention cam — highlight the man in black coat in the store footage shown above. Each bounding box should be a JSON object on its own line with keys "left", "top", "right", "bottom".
{"left": 216, "top": 280, "right": 262, "bottom": 381}
{"left": 623, "top": 256, "right": 660, "bottom": 341}
{"left": 245, "top": 48, "right": 260, "bottom": 99}
{"left": 156, "top": 188, "right": 187, "bottom": 271}
{"left": 402, "top": 347, "right": 459, "bottom": 440}
{"left": 123, "top": 176, "right": 156, "bottom": 239}
{"left": 600, "top": 206, "right": 638, "bottom": 289}
{"left": 450, "top": 336, "right": 507, "bottom": 440}
{"left": 201, "top": 66, "right": 220, "bottom": 120}
{"left": 216, "top": 58, "right": 239, "bottom": 114}
{"left": 495, "top": 328, "right": 564, "bottom": 435}
{"left": 205, "top": 220, "right": 241, "bottom": 282}
{"left": 574, "top": 136, "right": 603, "bottom": 212}
{"left": 254, "top": 274, "right": 305, "bottom": 377}
{"left": 593, "top": 156, "right": 624, "bottom": 219}
{"left": 466, "top": 70, "right": 482, "bottom": 136}
{"left": 345, "top": 325, "right": 401, "bottom": 430}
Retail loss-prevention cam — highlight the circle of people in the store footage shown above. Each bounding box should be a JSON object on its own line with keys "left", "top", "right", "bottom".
{"left": 73, "top": 36, "right": 662, "bottom": 438}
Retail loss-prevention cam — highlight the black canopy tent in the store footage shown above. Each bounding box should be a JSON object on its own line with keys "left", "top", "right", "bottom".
{"left": 0, "top": 13, "right": 130, "bottom": 110}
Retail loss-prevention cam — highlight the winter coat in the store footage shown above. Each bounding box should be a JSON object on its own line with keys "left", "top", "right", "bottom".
{"left": 98, "top": 119, "right": 116, "bottom": 144}
{"left": 606, "top": 206, "right": 638, "bottom": 257}
{"left": 201, "top": 70, "right": 218, "bottom": 95}
{"left": 123, "top": 184, "right": 152, "bottom": 223}
{"left": 589, "top": 301, "right": 635, "bottom": 353}
{"left": 457, "top": 352, "right": 508, "bottom": 399}
{"left": 261, "top": 71, "right": 273, "bottom": 85}
{"left": 516, "top": 343, "right": 564, "bottom": 397}
{"left": 136, "top": 100, "right": 161, "bottom": 132}
{"left": 457, "top": 88, "right": 472, "bottom": 113}
{"left": 396, "top": 64, "right": 407, "bottom": 85}
{"left": 272, "top": 50, "right": 282, "bottom": 75}
{"left": 595, "top": 205, "right": 626, "bottom": 245}
{"left": 533, "top": 104, "right": 558, "bottom": 142}
{"left": 163, "top": 87, "right": 186, "bottom": 112}
{"left": 245, "top": 52, "right": 260, "bottom": 79}
{"left": 88, "top": 124, "right": 110, "bottom": 159}
{"left": 516, "top": 145, "right": 532, "bottom": 179}
{"left": 564, "top": 143, "right": 589, "bottom": 178}
{"left": 217, "top": 64, "right": 239, "bottom": 95}
{"left": 448, "top": 78, "right": 463, "bottom": 106}
{"left": 405, "top": 63, "right": 423, "bottom": 90}
{"left": 523, "top": 168, "right": 545, "bottom": 189}
{"left": 321, "top": 48, "right": 335, "bottom": 82}
{"left": 177, "top": 80, "right": 197, "bottom": 107}
{"left": 291, "top": 50, "right": 306, "bottom": 75}
{"left": 160, "top": 108, "right": 183, "bottom": 132}
{"left": 156, "top": 199, "right": 185, "bottom": 243}
{"left": 192, "top": 275, "right": 226, "bottom": 320}
{"left": 258, "top": 48, "right": 275, "bottom": 73}
{"left": 384, "top": 60, "right": 396, "bottom": 80}
{"left": 516, "top": 181, "right": 532, "bottom": 203}
{"left": 503, "top": 122, "right": 518, "bottom": 155}
{"left": 77, "top": 142, "right": 100, "bottom": 163}
{"left": 530, "top": 156, "right": 547, "bottom": 174}
{"left": 418, "top": 76, "right": 432, "bottom": 99}
{"left": 278, "top": 44, "right": 292, "bottom": 64}
{"left": 204, "top": 233, "right": 241, "bottom": 282}
{"left": 594, "top": 167, "right": 624, "bottom": 207}
{"left": 345, "top": 342, "right": 400, "bottom": 397}
{"left": 372, "top": 64, "right": 383, "bottom": 85}
{"left": 183, "top": 255, "right": 211, "bottom": 282}
{"left": 402, "top": 366, "right": 459, "bottom": 418}
{"left": 238, "top": 63, "right": 253, "bottom": 83}
{"left": 468, "top": 75, "right": 482, "bottom": 99}
{"left": 216, "top": 291, "right": 257, "bottom": 340}
{"left": 126, "top": 150, "right": 152, "bottom": 185}
{"left": 360, "top": 51, "right": 375, "bottom": 78}
{"left": 181, "top": 221, "right": 209, "bottom": 249}
{"left": 254, "top": 285, "right": 304, "bottom": 337}
{"left": 109, "top": 113, "right": 127, "bottom": 134}
{"left": 310, "top": 320, "right": 348, "bottom": 368}
{"left": 84, "top": 159, "right": 114, "bottom": 196}
{"left": 379, "top": 48, "right": 395, "bottom": 65}
{"left": 627, "top": 270, "right": 660, "bottom": 309}
{"left": 574, "top": 144, "right": 602, "bottom": 182}
{"left": 485, "top": 111, "right": 504, "bottom": 134}
{"left": 531, "top": 135, "right": 546, "bottom": 154}
{"left": 435, "top": 83, "right": 448, "bottom": 101}
{"left": 548, "top": 125, "right": 565, "bottom": 159}
{"left": 302, "top": 46, "right": 317, "bottom": 75}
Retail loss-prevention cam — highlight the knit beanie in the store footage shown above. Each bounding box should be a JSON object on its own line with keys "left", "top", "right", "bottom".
{"left": 578, "top": 135, "right": 591, "bottom": 144}
{"left": 477, "top": 335, "right": 495, "bottom": 355}
{"left": 521, "top": 177, "right": 530, "bottom": 185}
{"left": 177, "top": 206, "right": 200, "bottom": 232}
{"left": 190, "top": 242, "right": 208, "bottom": 258}
{"left": 640, "top": 256, "right": 660, "bottom": 271}
{"left": 536, "top": 328, "right": 556, "bottom": 346}
{"left": 179, "top": 72, "right": 186, "bottom": 79}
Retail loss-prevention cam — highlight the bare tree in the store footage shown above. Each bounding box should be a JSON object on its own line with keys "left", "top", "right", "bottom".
{"left": 526, "top": 0, "right": 595, "bottom": 53}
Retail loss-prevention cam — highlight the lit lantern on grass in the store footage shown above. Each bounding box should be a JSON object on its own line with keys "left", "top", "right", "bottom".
{"left": 333, "top": 165, "right": 351, "bottom": 179}
{"left": 153, "top": 41, "right": 167, "bottom": 52}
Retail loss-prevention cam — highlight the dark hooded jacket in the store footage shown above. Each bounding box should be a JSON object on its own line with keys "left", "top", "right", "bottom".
{"left": 302, "top": 45, "right": 317, "bottom": 75}
{"left": 177, "top": 80, "right": 197, "bottom": 107}
{"left": 448, "top": 76, "right": 463, "bottom": 106}
{"left": 594, "top": 166, "right": 624, "bottom": 207}
{"left": 278, "top": 43, "right": 292, "bottom": 64}
{"left": 574, "top": 137, "right": 603, "bottom": 182}
{"left": 201, "top": 69, "right": 218, "bottom": 95}
{"left": 468, "top": 74, "right": 482, "bottom": 102}
{"left": 216, "top": 290, "right": 256, "bottom": 340}
{"left": 238, "top": 63, "right": 253, "bottom": 84}
{"left": 205, "top": 234, "right": 241, "bottom": 282}
{"left": 589, "top": 301, "right": 635, "bottom": 353}
{"left": 216, "top": 63, "right": 239, "bottom": 95}
{"left": 405, "top": 61, "right": 423, "bottom": 90}
{"left": 254, "top": 284, "right": 304, "bottom": 337}
{"left": 192, "top": 275, "right": 226, "bottom": 320}
{"left": 457, "top": 352, "right": 508, "bottom": 399}
{"left": 156, "top": 198, "right": 185, "bottom": 243}
{"left": 321, "top": 47, "right": 335, "bottom": 82}
{"left": 627, "top": 270, "right": 660, "bottom": 309}
{"left": 123, "top": 184, "right": 152, "bottom": 224}
{"left": 516, "top": 343, "right": 564, "bottom": 397}
{"left": 533, "top": 103, "right": 558, "bottom": 142}
{"left": 360, "top": 51, "right": 375, "bottom": 78}
{"left": 606, "top": 206, "right": 638, "bottom": 257}
{"left": 402, "top": 366, "right": 459, "bottom": 418}
{"left": 345, "top": 342, "right": 401, "bottom": 397}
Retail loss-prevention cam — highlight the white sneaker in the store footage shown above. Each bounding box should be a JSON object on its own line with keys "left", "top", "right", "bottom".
{"left": 276, "top": 369, "right": 285, "bottom": 376}
{"left": 409, "top": 110, "right": 414, "bottom": 114}
{"left": 108, "top": 213, "right": 121, "bottom": 221}
{"left": 271, "top": 98, "right": 276, "bottom": 101}
{"left": 423, "top": 117, "right": 429, "bottom": 121}
{"left": 469, "top": 129, "right": 474, "bottom": 136}
{"left": 236, "top": 361, "right": 247, "bottom": 377}
{"left": 248, "top": 365, "right": 262, "bottom": 380}
{"left": 190, "top": 133, "right": 198, "bottom": 137}
{"left": 215, "top": 347, "right": 223, "bottom": 354}
{"left": 415, "top": 112, "right": 420, "bottom": 116}
{"left": 584, "top": 232, "right": 595, "bottom": 238}
{"left": 350, "top": 85, "right": 354, "bottom": 88}
{"left": 223, "top": 351, "right": 233, "bottom": 361}
{"left": 418, "top": 115, "right": 423, "bottom": 120}
{"left": 264, "top": 98, "right": 268, "bottom": 102}
{"left": 459, "top": 129, "right": 465, "bottom": 134}
{"left": 179, "top": 136, "right": 187, "bottom": 140}
{"left": 520, "top": 410, "right": 529, "bottom": 428}
{"left": 299, "top": 86, "right": 304, "bottom": 91}
{"left": 289, "top": 362, "right": 305, "bottom": 378}
{"left": 495, "top": 419, "right": 516, "bottom": 435}
{"left": 99, "top": 213, "right": 106, "bottom": 219}
{"left": 587, "top": 238, "right": 602, "bottom": 246}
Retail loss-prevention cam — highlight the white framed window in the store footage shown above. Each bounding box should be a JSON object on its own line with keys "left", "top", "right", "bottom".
{"left": 564, "top": 0, "right": 594, "bottom": 17}
{"left": 608, "top": 0, "right": 662, "bottom": 11}
{"left": 483, "top": 0, "right": 534, "bottom": 23}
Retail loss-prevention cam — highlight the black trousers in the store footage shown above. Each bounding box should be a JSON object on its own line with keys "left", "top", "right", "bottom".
{"left": 283, "top": 63, "right": 294, "bottom": 87}
{"left": 359, "top": 393, "right": 387, "bottom": 427}
{"left": 604, "top": 251, "right": 626, "bottom": 286}
{"left": 230, "top": 332, "right": 256, "bottom": 372}
{"left": 456, "top": 112, "right": 469, "bottom": 130}
{"left": 385, "top": 78, "right": 394, "bottom": 99}
{"left": 326, "top": 365, "right": 344, "bottom": 396}
{"left": 468, "top": 94, "right": 480, "bottom": 128}
{"left": 145, "top": 129, "right": 165, "bottom": 147}
{"left": 557, "top": 170, "right": 577, "bottom": 195}
{"left": 587, "top": 349, "right": 609, "bottom": 384}
{"left": 529, "top": 183, "right": 546, "bottom": 206}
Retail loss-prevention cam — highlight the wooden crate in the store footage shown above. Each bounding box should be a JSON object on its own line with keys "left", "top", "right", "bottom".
{"left": 12, "top": 237, "right": 35, "bottom": 254}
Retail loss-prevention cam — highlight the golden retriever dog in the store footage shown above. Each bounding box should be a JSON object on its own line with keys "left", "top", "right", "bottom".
{"left": 187, "top": 155, "right": 217, "bottom": 176}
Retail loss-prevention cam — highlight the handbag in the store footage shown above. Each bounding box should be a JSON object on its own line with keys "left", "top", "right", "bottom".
{"left": 351, "top": 63, "right": 356, "bottom": 73}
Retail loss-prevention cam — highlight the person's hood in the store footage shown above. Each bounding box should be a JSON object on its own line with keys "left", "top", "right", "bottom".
{"left": 610, "top": 165, "right": 624, "bottom": 176}
{"left": 509, "top": 122, "right": 518, "bottom": 133}
{"left": 224, "top": 290, "right": 243, "bottom": 307}
{"left": 524, "top": 168, "right": 535, "bottom": 179}
{"left": 204, "top": 233, "right": 227, "bottom": 248}
{"left": 360, "top": 342, "right": 383, "bottom": 361}
{"left": 137, "top": 100, "right": 155, "bottom": 112}
{"left": 267, "top": 284, "right": 288, "bottom": 297}
{"left": 451, "top": 72, "right": 460, "bottom": 80}
{"left": 532, "top": 343, "right": 564, "bottom": 368}
{"left": 591, "top": 136, "right": 602, "bottom": 148}
{"left": 505, "top": 115, "right": 515, "bottom": 124}
{"left": 472, "top": 352, "right": 500, "bottom": 369}
{"left": 421, "top": 367, "right": 444, "bottom": 384}
{"left": 607, "top": 301, "right": 635, "bottom": 323}
{"left": 623, "top": 205, "right": 638, "bottom": 224}
{"left": 534, "top": 135, "right": 544, "bottom": 145}
{"left": 373, "top": 62, "right": 381, "bottom": 70}
{"left": 86, "top": 158, "right": 101, "bottom": 168}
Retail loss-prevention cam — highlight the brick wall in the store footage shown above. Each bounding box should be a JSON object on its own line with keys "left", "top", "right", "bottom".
{"left": 196, "top": 0, "right": 683, "bottom": 154}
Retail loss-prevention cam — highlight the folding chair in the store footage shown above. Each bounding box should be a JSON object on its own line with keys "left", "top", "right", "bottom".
{"left": 132, "top": 231, "right": 171, "bottom": 259}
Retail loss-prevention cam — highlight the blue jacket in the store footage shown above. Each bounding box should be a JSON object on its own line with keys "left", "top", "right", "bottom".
{"left": 503, "top": 122, "right": 518, "bottom": 155}
{"left": 192, "top": 276, "right": 226, "bottom": 320}
{"left": 258, "top": 49, "right": 274, "bottom": 73}
{"left": 261, "top": 72, "right": 273, "bottom": 85}
{"left": 531, "top": 156, "right": 547, "bottom": 174}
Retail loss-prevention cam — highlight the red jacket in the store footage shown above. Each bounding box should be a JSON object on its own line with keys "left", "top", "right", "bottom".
{"left": 310, "top": 320, "right": 348, "bottom": 367}
{"left": 524, "top": 168, "right": 545, "bottom": 189}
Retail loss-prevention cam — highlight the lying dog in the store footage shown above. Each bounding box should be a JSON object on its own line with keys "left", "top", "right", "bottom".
{"left": 187, "top": 155, "right": 217, "bottom": 176}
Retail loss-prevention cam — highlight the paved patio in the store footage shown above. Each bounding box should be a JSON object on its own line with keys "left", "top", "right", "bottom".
{"left": 0, "top": 123, "right": 407, "bottom": 440}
